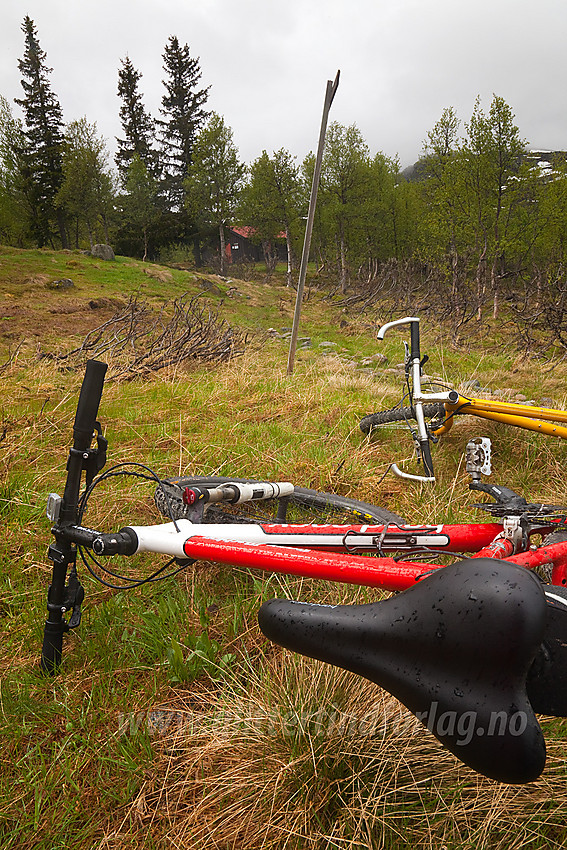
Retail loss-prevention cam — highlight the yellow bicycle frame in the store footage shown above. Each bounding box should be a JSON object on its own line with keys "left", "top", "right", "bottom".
{"left": 434, "top": 397, "right": 567, "bottom": 440}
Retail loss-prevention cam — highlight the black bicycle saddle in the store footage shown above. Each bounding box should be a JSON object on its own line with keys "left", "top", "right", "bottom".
{"left": 528, "top": 584, "right": 567, "bottom": 717}
{"left": 258, "top": 558, "right": 547, "bottom": 784}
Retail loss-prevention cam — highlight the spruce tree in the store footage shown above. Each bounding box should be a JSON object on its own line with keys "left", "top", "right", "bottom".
{"left": 157, "top": 36, "right": 209, "bottom": 209}
{"left": 0, "top": 95, "right": 29, "bottom": 245}
{"left": 15, "top": 15, "right": 67, "bottom": 247}
{"left": 116, "top": 56, "right": 156, "bottom": 182}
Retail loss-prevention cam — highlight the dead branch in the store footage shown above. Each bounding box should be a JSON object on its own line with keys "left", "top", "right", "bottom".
{"left": 39, "top": 294, "right": 248, "bottom": 378}
{"left": 0, "top": 340, "right": 24, "bottom": 376}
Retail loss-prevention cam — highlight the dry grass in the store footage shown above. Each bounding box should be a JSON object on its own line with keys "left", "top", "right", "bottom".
{"left": 143, "top": 267, "right": 174, "bottom": 283}
{"left": 126, "top": 648, "right": 567, "bottom": 849}
{"left": 23, "top": 273, "right": 51, "bottom": 287}
{"left": 4, "top": 257, "right": 567, "bottom": 848}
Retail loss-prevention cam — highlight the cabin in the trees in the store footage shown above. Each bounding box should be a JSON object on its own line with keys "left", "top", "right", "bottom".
{"left": 226, "top": 226, "right": 263, "bottom": 262}
{"left": 225, "top": 226, "right": 287, "bottom": 263}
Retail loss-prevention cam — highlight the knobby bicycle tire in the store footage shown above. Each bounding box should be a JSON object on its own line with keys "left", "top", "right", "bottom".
{"left": 154, "top": 475, "right": 405, "bottom": 526}
{"left": 537, "top": 530, "right": 567, "bottom": 582}
{"left": 360, "top": 403, "right": 446, "bottom": 435}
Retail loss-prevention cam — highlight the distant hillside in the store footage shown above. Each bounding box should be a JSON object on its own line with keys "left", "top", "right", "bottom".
{"left": 523, "top": 149, "right": 567, "bottom": 180}
{"left": 401, "top": 149, "right": 567, "bottom": 182}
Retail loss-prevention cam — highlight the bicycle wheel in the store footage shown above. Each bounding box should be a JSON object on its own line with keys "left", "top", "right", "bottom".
{"left": 154, "top": 475, "right": 405, "bottom": 526}
{"left": 360, "top": 403, "right": 445, "bottom": 435}
{"left": 536, "top": 530, "right": 567, "bottom": 583}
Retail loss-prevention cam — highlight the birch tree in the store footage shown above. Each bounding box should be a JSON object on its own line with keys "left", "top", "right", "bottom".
{"left": 185, "top": 113, "right": 245, "bottom": 274}
{"left": 319, "top": 122, "right": 371, "bottom": 292}
{"left": 238, "top": 149, "right": 303, "bottom": 282}
{"left": 57, "top": 118, "right": 115, "bottom": 248}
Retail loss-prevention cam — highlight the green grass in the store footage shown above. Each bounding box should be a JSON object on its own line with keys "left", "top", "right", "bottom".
{"left": 2, "top": 248, "right": 567, "bottom": 847}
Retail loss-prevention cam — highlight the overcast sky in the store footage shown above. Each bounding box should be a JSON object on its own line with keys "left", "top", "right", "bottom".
{"left": 1, "top": 0, "right": 566, "bottom": 171}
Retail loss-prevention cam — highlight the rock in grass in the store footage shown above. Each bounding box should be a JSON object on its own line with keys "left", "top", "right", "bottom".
{"left": 91, "top": 244, "right": 115, "bottom": 261}
{"left": 48, "top": 278, "right": 74, "bottom": 289}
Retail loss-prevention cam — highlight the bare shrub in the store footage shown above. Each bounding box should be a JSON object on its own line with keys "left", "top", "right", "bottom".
{"left": 340, "top": 259, "right": 484, "bottom": 343}
{"left": 40, "top": 293, "right": 248, "bottom": 378}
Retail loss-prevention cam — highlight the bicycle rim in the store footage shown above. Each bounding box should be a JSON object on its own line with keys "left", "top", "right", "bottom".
{"left": 154, "top": 476, "right": 405, "bottom": 526}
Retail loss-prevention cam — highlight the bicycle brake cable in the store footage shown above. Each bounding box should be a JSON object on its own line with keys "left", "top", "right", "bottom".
{"left": 74, "top": 462, "right": 194, "bottom": 590}
{"left": 78, "top": 545, "right": 190, "bottom": 590}
{"left": 79, "top": 462, "right": 182, "bottom": 531}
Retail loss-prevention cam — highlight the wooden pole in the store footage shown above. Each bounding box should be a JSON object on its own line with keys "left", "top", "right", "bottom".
{"left": 287, "top": 70, "right": 339, "bottom": 375}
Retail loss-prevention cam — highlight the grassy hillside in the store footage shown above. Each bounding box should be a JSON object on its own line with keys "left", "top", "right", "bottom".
{"left": 2, "top": 248, "right": 567, "bottom": 848}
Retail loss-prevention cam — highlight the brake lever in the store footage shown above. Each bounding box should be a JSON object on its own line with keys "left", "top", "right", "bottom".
{"left": 64, "top": 570, "right": 84, "bottom": 629}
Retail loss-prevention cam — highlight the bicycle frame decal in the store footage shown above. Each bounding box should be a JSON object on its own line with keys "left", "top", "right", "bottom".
{"left": 128, "top": 519, "right": 514, "bottom": 554}
{"left": 235, "top": 521, "right": 500, "bottom": 552}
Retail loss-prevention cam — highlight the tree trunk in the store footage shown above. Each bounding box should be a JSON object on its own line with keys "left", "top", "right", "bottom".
{"left": 219, "top": 222, "right": 226, "bottom": 275}
{"left": 491, "top": 255, "right": 500, "bottom": 319}
{"left": 56, "top": 208, "right": 69, "bottom": 249}
{"left": 87, "top": 218, "right": 94, "bottom": 251}
{"left": 193, "top": 236, "right": 202, "bottom": 268}
{"left": 476, "top": 247, "right": 487, "bottom": 322}
{"left": 339, "top": 227, "right": 348, "bottom": 294}
{"left": 262, "top": 241, "right": 277, "bottom": 274}
{"left": 535, "top": 266, "right": 542, "bottom": 309}
{"left": 285, "top": 229, "right": 293, "bottom": 287}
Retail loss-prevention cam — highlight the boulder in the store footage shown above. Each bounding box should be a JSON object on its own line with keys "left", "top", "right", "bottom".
{"left": 91, "top": 244, "right": 115, "bottom": 261}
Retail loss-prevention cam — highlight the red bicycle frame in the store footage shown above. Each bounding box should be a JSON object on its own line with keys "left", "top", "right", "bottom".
{"left": 173, "top": 517, "right": 567, "bottom": 592}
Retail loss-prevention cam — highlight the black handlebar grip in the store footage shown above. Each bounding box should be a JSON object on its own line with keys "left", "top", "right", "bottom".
{"left": 73, "top": 360, "right": 108, "bottom": 451}
{"left": 410, "top": 321, "right": 421, "bottom": 361}
{"left": 40, "top": 621, "right": 65, "bottom": 675}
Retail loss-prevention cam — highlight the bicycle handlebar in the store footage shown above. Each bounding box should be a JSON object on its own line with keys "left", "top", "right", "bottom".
{"left": 41, "top": 360, "right": 108, "bottom": 674}
{"left": 376, "top": 316, "right": 421, "bottom": 341}
{"left": 378, "top": 318, "right": 436, "bottom": 482}
{"left": 183, "top": 481, "right": 294, "bottom": 507}
{"left": 377, "top": 318, "right": 463, "bottom": 483}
